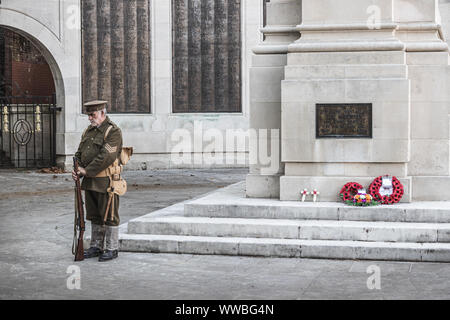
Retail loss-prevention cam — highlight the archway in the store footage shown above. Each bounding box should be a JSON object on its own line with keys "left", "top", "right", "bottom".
{"left": 0, "top": 26, "right": 61, "bottom": 168}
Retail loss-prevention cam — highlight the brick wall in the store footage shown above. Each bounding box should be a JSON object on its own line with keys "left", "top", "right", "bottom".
{"left": 11, "top": 60, "right": 55, "bottom": 96}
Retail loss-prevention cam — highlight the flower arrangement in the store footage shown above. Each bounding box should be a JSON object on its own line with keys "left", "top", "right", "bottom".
{"left": 352, "top": 190, "right": 378, "bottom": 206}
{"left": 369, "top": 175, "right": 404, "bottom": 205}
{"left": 340, "top": 182, "right": 363, "bottom": 202}
{"left": 340, "top": 182, "right": 380, "bottom": 206}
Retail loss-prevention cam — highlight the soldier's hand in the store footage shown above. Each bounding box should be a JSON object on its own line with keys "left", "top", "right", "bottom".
{"left": 78, "top": 167, "right": 87, "bottom": 177}
{"left": 72, "top": 170, "right": 79, "bottom": 181}
{"left": 72, "top": 167, "right": 87, "bottom": 181}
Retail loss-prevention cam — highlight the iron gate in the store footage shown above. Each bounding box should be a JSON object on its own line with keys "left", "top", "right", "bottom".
{"left": 0, "top": 95, "right": 61, "bottom": 168}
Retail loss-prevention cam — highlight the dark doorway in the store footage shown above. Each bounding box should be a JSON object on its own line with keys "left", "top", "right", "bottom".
{"left": 0, "top": 27, "right": 59, "bottom": 168}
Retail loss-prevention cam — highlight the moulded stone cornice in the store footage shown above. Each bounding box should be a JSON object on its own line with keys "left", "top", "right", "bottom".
{"left": 253, "top": 26, "right": 300, "bottom": 55}
{"left": 297, "top": 22, "right": 399, "bottom": 32}
{"left": 397, "top": 22, "right": 446, "bottom": 42}
{"left": 397, "top": 22, "right": 448, "bottom": 52}
{"left": 288, "top": 40, "right": 405, "bottom": 52}
{"left": 404, "top": 42, "right": 449, "bottom": 52}
{"left": 252, "top": 44, "right": 290, "bottom": 54}
{"left": 260, "top": 26, "right": 300, "bottom": 35}
{"left": 397, "top": 22, "right": 442, "bottom": 31}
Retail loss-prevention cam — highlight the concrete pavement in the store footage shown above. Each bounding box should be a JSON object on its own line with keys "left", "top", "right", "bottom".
{"left": 0, "top": 168, "right": 450, "bottom": 300}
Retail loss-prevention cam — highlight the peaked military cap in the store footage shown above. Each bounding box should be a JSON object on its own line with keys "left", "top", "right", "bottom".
{"left": 83, "top": 100, "right": 108, "bottom": 114}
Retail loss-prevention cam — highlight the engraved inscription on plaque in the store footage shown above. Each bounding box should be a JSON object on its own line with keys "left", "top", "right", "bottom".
{"left": 316, "top": 104, "right": 372, "bottom": 138}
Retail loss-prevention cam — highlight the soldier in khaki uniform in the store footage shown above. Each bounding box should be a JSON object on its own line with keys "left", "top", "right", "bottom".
{"left": 72, "top": 100, "right": 123, "bottom": 262}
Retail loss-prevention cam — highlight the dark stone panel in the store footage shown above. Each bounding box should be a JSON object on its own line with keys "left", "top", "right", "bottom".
{"left": 173, "top": 0, "right": 241, "bottom": 113}
{"left": 82, "top": 0, "right": 151, "bottom": 113}
{"left": 201, "top": 0, "right": 215, "bottom": 112}
{"left": 173, "top": 0, "right": 189, "bottom": 113}
{"left": 214, "top": 0, "right": 230, "bottom": 113}
{"left": 137, "top": 0, "right": 151, "bottom": 113}
{"left": 97, "top": 0, "right": 111, "bottom": 107}
{"left": 188, "top": 0, "right": 202, "bottom": 112}
{"left": 82, "top": 0, "right": 98, "bottom": 103}
{"left": 110, "top": 0, "right": 125, "bottom": 112}
{"left": 124, "top": 0, "right": 139, "bottom": 113}
{"left": 228, "top": 0, "right": 241, "bottom": 113}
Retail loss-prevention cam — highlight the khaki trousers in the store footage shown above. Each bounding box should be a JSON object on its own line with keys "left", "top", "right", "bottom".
{"left": 85, "top": 190, "right": 120, "bottom": 227}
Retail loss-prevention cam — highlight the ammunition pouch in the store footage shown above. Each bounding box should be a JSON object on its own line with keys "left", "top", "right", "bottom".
{"left": 104, "top": 159, "right": 127, "bottom": 196}
{"left": 102, "top": 159, "right": 127, "bottom": 223}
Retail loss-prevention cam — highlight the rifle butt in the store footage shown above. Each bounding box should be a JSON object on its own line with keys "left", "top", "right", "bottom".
{"left": 74, "top": 237, "right": 85, "bottom": 262}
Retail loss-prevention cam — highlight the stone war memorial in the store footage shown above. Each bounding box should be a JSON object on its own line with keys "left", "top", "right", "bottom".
{"left": 120, "top": 0, "right": 450, "bottom": 263}
{"left": 249, "top": 0, "right": 450, "bottom": 202}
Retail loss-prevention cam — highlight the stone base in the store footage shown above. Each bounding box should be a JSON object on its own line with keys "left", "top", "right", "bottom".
{"left": 280, "top": 176, "right": 412, "bottom": 203}
{"left": 412, "top": 176, "right": 450, "bottom": 201}
{"left": 120, "top": 182, "right": 450, "bottom": 262}
{"left": 246, "top": 174, "right": 281, "bottom": 198}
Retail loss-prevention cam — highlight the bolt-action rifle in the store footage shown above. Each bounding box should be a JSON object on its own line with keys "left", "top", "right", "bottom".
{"left": 72, "top": 157, "right": 85, "bottom": 261}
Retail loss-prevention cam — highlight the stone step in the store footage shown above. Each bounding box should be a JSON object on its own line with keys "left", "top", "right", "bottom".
{"left": 127, "top": 216, "right": 450, "bottom": 243}
{"left": 184, "top": 202, "right": 450, "bottom": 223}
{"left": 119, "top": 233, "right": 450, "bottom": 262}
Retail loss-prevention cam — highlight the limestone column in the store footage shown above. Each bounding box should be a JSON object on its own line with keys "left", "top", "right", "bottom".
{"left": 246, "top": 0, "right": 302, "bottom": 198}
{"left": 394, "top": 0, "right": 450, "bottom": 201}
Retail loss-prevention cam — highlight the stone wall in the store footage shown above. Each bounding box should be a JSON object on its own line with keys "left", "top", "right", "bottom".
{"left": 1, "top": 0, "right": 261, "bottom": 170}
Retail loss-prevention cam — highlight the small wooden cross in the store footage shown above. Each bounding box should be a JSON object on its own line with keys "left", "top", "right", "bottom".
{"left": 301, "top": 189, "right": 309, "bottom": 202}
{"left": 312, "top": 189, "right": 320, "bottom": 202}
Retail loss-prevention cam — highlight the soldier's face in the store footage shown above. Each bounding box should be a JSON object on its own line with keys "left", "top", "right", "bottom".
{"left": 88, "top": 111, "right": 105, "bottom": 127}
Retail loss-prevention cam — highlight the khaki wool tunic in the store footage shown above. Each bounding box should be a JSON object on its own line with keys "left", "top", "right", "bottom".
{"left": 75, "top": 116, "right": 123, "bottom": 193}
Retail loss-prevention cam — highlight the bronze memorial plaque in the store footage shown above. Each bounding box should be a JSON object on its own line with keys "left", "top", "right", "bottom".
{"left": 316, "top": 103, "right": 372, "bottom": 138}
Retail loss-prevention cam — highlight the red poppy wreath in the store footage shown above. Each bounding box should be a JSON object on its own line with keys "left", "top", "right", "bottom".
{"left": 369, "top": 175, "right": 404, "bottom": 205}
{"left": 339, "top": 182, "right": 364, "bottom": 202}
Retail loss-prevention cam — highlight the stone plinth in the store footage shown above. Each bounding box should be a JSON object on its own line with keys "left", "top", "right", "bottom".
{"left": 275, "top": 0, "right": 450, "bottom": 202}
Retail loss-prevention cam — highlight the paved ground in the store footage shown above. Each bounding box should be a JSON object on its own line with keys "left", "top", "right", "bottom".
{"left": 0, "top": 168, "right": 450, "bottom": 300}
